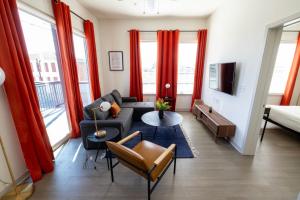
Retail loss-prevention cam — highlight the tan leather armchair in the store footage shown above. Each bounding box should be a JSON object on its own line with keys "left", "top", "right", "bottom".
{"left": 106, "top": 131, "right": 177, "bottom": 200}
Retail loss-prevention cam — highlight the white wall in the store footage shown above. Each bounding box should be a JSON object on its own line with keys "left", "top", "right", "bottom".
{"left": 204, "top": 0, "right": 300, "bottom": 154}
{"left": 0, "top": 88, "right": 27, "bottom": 195}
{"left": 97, "top": 18, "right": 207, "bottom": 110}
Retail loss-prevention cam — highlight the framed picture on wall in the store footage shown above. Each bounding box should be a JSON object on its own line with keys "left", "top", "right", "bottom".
{"left": 108, "top": 51, "right": 124, "bottom": 71}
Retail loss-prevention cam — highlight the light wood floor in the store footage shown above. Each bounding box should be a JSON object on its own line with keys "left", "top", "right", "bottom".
{"left": 30, "top": 112, "right": 300, "bottom": 200}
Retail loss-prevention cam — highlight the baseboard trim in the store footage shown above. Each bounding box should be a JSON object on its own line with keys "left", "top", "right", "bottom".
{"left": 229, "top": 140, "right": 243, "bottom": 154}
{"left": 0, "top": 171, "right": 30, "bottom": 198}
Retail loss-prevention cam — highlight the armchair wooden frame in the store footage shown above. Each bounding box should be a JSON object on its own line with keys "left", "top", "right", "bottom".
{"left": 106, "top": 131, "right": 177, "bottom": 200}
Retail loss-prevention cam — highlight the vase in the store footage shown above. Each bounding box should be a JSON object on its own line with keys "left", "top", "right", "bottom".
{"left": 159, "top": 110, "right": 164, "bottom": 119}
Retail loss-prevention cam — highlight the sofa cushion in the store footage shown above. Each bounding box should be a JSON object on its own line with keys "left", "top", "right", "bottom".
{"left": 102, "top": 94, "right": 115, "bottom": 104}
{"left": 121, "top": 102, "right": 154, "bottom": 109}
{"left": 84, "top": 98, "right": 110, "bottom": 120}
{"left": 111, "top": 89, "right": 122, "bottom": 106}
{"left": 107, "top": 108, "right": 133, "bottom": 131}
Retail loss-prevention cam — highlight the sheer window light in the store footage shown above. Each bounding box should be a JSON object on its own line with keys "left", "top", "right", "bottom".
{"left": 141, "top": 42, "right": 157, "bottom": 94}
{"left": 177, "top": 43, "right": 197, "bottom": 94}
{"left": 269, "top": 43, "right": 297, "bottom": 94}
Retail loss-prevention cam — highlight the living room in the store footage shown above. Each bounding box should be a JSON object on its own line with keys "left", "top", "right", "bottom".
{"left": 0, "top": 0, "right": 300, "bottom": 199}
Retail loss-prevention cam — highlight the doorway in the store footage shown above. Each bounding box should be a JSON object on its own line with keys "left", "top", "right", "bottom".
{"left": 245, "top": 17, "right": 300, "bottom": 154}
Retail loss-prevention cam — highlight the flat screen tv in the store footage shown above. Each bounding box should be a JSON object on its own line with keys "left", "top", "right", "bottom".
{"left": 209, "top": 62, "right": 236, "bottom": 95}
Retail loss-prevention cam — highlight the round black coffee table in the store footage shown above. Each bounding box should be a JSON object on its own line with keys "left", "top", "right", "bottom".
{"left": 86, "top": 127, "right": 119, "bottom": 169}
{"left": 141, "top": 111, "right": 183, "bottom": 138}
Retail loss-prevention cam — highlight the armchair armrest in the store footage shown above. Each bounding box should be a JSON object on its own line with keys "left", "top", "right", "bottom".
{"left": 122, "top": 97, "right": 137, "bottom": 102}
{"left": 154, "top": 144, "right": 176, "bottom": 166}
{"left": 118, "top": 131, "right": 141, "bottom": 145}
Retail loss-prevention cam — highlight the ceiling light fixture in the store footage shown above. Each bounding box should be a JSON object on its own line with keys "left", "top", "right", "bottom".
{"left": 143, "top": 0, "right": 160, "bottom": 15}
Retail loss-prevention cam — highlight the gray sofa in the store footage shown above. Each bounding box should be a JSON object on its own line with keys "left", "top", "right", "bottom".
{"left": 79, "top": 90, "right": 154, "bottom": 149}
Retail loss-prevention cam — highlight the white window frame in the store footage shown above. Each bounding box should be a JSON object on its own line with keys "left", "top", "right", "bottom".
{"left": 140, "top": 41, "right": 157, "bottom": 95}
{"left": 177, "top": 42, "right": 198, "bottom": 95}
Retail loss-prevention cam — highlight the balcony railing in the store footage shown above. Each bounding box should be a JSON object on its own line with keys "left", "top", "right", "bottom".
{"left": 35, "top": 81, "right": 91, "bottom": 114}
{"left": 35, "top": 81, "right": 64, "bottom": 112}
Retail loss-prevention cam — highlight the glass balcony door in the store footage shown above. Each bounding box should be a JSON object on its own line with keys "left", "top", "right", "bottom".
{"left": 19, "top": 10, "right": 70, "bottom": 149}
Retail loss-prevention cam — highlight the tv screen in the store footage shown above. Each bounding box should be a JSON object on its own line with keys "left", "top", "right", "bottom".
{"left": 209, "top": 62, "right": 236, "bottom": 95}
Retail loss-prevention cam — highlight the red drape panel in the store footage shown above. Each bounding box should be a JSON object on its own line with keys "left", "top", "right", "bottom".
{"left": 280, "top": 33, "right": 300, "bottom": 105}
{"left": 156, "top": 30, "right": 179, "bottom": 111}
{"left": 191, "top": 30, "right": 208, "bottom": 110}
{"left": 84, "top": 20, "right": 101, "bottom": 101}
{"left": 0, "top": 0, "right": 53, "bottom": 181}
{"left": 52, "top": 0, "right": 83, "bottom": 138}
{"left": 129, "top": 30, "right": 143, "bottom": 101}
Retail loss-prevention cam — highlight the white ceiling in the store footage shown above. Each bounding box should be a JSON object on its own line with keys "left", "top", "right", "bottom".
{"left": 77, "top": 0, "right": 225, "bottom": 19}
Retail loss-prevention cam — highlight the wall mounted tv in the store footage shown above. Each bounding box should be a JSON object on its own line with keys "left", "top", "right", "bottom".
{"left": 209, "top": 62, "right": 236, "bottom": 95}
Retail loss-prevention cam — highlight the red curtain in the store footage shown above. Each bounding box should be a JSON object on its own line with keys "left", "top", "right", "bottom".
{"left": 156, "top": 30, "right": 180, "bottom": 111}
{"left": 191, "top": 30, "right": 208, "bottom": 110}
{"left": 84, "top": 20, "right": 101, "bottom": 101}
{"left": 280, "top": 33, "right": 300, "bottom": 105}
{"left": 129, "top": 30, "right": 143, "bottom": 101}
{"left": 52, "top": 0, "right": 83, "bottom": 138}
{"left": 0, "top": 0, "right": 53, "bottom": 181}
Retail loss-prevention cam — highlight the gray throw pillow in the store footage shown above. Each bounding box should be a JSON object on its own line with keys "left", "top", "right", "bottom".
{"left": 111, "top": 89, "right": 122, "bottom": 106}
{"left": 85, "top": 98, "right": 110, "bottom": 120}
{"left": 102, "top": 94, "right": 115, "bottom": 104}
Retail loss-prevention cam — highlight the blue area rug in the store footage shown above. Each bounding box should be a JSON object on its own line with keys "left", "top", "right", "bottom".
{"left": 125, "top": 121, "right": 194, "bottom": 158}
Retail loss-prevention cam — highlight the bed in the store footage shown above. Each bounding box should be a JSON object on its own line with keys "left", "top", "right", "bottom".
{"left": 260, "top": 105, "right": 300, "bottom": 141}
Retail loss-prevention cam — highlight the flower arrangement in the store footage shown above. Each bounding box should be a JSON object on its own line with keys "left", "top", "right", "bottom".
{"left": 156, "top": 98, "right": 171, "bottom": 111}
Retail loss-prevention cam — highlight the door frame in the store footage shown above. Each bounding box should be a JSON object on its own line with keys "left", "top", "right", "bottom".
{"left": 243, "top": 13, "right": 300, "bottom": 155}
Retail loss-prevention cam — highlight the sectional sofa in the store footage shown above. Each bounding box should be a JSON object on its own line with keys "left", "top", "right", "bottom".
{"left": 79, "top": 89, "right": 154, "bottom": 149}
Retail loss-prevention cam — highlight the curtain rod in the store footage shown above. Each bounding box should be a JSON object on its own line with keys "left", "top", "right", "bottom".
{"left": 127, "top": 30, "right": 199, "bottom": 33}
{"left": 70, "top": 10, "right": 86, "bottom": 21}
{"left": 54, "top": 0, "right": 86, "bottom": 21}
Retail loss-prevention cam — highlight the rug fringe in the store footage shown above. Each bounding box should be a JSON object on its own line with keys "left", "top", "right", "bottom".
{"left": 180, "top": 124, "right": 200, "bottom": 158}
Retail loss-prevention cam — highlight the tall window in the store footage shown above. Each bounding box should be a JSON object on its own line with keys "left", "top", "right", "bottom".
{"left": 19, "top": 10, "right": 70, "bottom": 148}
{"left": 269, "top": 43, "right": 297, "bottom": 94}
{"left": 141, "top": 42, "right": 157, "bottom": 94}
{"left": 73, "top": 34, "right": 92, "bottom": 106}
{"left": 177, "top": 43, "right": 197, "bottom": 94}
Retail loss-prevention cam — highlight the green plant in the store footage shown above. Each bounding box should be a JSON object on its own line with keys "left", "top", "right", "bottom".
{"left": 156, "top": 98, "right": 171, "bottom": 111}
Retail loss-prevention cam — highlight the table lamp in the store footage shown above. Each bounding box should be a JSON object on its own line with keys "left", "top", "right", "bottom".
{"left": 165, "top": 83, "right": 170, "bottom": 98}
{"left": 0, "top": 67, "right": 34, "bottom": 200}
{"left": 92, "top": 101, "right": 111, "bottom": 138}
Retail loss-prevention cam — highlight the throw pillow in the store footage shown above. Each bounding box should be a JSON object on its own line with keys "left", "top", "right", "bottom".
{"left": 111, "top": 89, "right": 122, "bottom": 106}
{"left": 110, "top": 102, "right": 121, "bottom": 118}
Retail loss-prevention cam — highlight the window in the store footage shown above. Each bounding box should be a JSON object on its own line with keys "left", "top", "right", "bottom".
{"left": 19, "top": 10, "right": 70, "bottom": 148}
{"left": 73, "top": 33, "right": 92, "bottom": 106}
{"left": 141, "top": 42, "right": 157, "bottom": 94}
{"left": 269, "top": 43, "right": 297, "bottom": 94}
{"left": 177, "top": 43, "right": 197, "bottom": 94}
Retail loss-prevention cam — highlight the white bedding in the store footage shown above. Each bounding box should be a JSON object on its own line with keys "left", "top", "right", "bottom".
{"left": 266, "top": 105, "right": 300, "bottom": 132}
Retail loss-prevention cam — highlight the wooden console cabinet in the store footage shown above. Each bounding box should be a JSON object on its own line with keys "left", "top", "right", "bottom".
{"left": 192, "top": 100, "right": 236, "bottom": 141}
